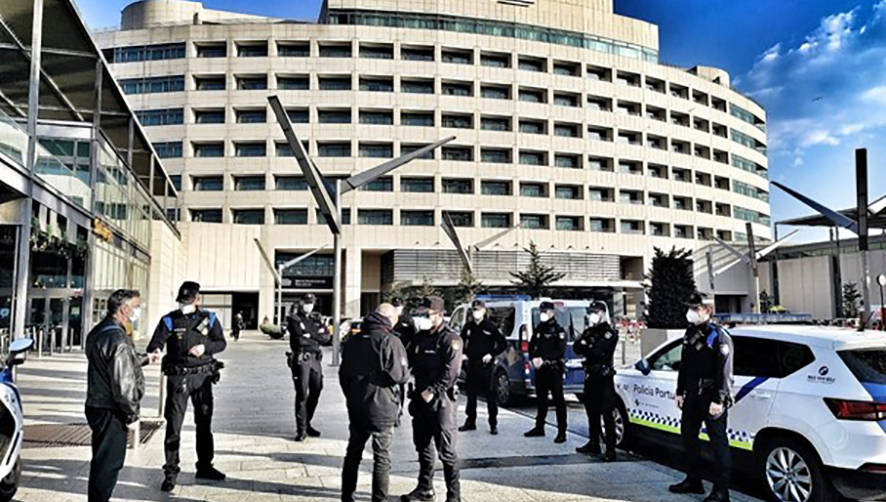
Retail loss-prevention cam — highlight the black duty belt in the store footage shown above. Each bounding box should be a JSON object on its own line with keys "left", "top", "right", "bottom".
{"left": 164, "top": 361, "right": 221, "bottom": 376}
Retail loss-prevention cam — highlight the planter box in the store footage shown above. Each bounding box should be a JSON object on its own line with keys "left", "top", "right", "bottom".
{"left": 640, "top": 328, "right": 685, "bottom": 358}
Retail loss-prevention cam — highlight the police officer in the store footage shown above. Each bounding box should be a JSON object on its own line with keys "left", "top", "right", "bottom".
{"left": 402, "top": 296, "right": 463, "bottom": 502}
{"left": 458, "top": 300, "right": 506, "bottom": 435}
{"left": 574, "top": 300, "right": 619, "bottom": 461}
{"left": 391, "top": 297, "right": 416, "bottom": 349}
{"left": 668, "top": 292, "right": 734, "bottom": 502}
{"left": 339, "top": 303, "right": 410, "bottom": 502}
{"left": 524, "top": 301, "right": 568, "bottom": 443}
{"left": 287, "top": 293, "right": 331, "bottom": 441}
{"left": 147, "top": 281, "right": 227, "bottom": 492}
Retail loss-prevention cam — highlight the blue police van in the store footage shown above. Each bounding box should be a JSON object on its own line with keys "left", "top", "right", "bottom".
{"left": 450, "top": 296, "right": 598, "bottom": 405}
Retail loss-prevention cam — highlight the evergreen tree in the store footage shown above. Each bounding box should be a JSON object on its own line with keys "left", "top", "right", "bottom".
{"left": 643, "top": 247, "right": 697, "bottom": 329}
{"left": 841, "top": 282, "right": 861, "bottom": 318}
{"left": 455, "top": 267, "right": 484, "bottom": 306}
{"left": 509, "top": 241, "right": 566, "bottom": 299}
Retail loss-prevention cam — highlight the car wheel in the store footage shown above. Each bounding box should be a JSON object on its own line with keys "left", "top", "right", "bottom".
{"left": 758, "top": 437, "right": 838, "bottom": 502}
{"left": 493, "top": 369, "right": 512, "bottom": 407}
{"left": 0, "top": 459, "right": 20, "bottom": 502}
{"left": 612, "top": 401, "right": 632, "bottom": 449}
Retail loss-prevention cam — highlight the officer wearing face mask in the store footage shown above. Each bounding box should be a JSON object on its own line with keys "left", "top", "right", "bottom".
{"left": 147, "top": 281, "right": 227, "bottom": 492}
{"left": 402, "top": 296, "right": 463, "bottom": 502}
{"left": 524, "top": 301, "right": 568, "bottom": 443}
{"left": 573, "top": 300, "right": 619, "bottom": 461}
{"left": 287, "top": 293, "right": 332, "bottom": 441}
{"left": 458, "top": 300, "right": 506, "bottom": 435}
{"left": 669, "top": 292, "right": 734, "bottom": 502}
{"left": 391, "top": 297, "right": 416, "bottom": 350}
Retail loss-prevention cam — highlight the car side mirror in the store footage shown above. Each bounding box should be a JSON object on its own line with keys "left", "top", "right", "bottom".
{"left": 635, "top": 358, "right": 652, "bottom": 376}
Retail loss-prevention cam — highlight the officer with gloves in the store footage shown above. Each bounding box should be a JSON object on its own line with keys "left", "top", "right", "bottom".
{"left": 402, "top": 296, "right": 463, "bottom": 502}
{"left": 458, "top": 300, "right": 507, "bottom": 435}
{"left": 287, "top": 293, "right": 332, "bottom": 441}
{"left": 147, "top": 281, "right": 227, "bottom": 492}
{"left": 573, "top": 300, "right": 619, "bottom": 461}
{"left": 669, "top": 292, "right": 734, "bottom": 502}
{"left": 339, "top": 303, "right": 409, "bottom": 502}
{"left": 523, "top": 301, "right": 568, "bottom": 443}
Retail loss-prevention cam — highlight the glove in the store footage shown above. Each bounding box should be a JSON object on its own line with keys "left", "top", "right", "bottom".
{"left": 482, "top": 354, "right": 493, "bottom": 365}
{"left": 531, "top": 357, "right": 543, "bottom": 369}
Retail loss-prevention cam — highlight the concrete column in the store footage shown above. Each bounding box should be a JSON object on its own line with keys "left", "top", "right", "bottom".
{"left": 344, "top": 247, "right": 362, "bottom": 318}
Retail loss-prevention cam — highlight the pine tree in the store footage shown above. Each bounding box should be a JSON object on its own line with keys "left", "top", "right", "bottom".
{"left": 455, "top": 267, "right": 484, "bottom": 306}
{"left": 644, "top": 247, "right": 697, "bottom": 329}
{"left": 509, "top": 241, "right": 566, "bottom": 299}
{"left": 841, "top": 282, "right": 861, "bottom": 318}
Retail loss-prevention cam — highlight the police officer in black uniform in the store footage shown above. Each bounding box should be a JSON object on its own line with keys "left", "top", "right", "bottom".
{"left": 574, "top": 300, "right": 619, "bottom": 460}
{"left": 147, "top": 281, "right": 227, "bottom": 492}
{"left": 524, "top": 301, "right": 568, "bottom": 443}
{"left": 402, "top": 296, "right": 463, "bottom": 502}
{"left": 458, "top": 300, "right": 507, "bottom": 435}
{"left": 668, "top": 292, "right": 734, "bottom": 502}
{"left": 287, "top": 293, "right": 332, "bottom": 441}
{"left": 339, "top": 303, "right": 410, "bottom": 502}
{"left": 391, "top": 297, "right": 416, "bottom": 349}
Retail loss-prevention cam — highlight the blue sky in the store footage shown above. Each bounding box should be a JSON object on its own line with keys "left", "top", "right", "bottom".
{"left": 79, "top": 0, "right": 886, "bottom": 242}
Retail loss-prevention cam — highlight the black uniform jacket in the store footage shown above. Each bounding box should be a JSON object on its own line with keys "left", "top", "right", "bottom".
{"left": 529, "top": 319, "right": 567, "bottom": 366}
{"left": 339, "top": 312, "right": 410, "bottom": 430}
{"left": 408, "top": 322, "right": 463, "bottom": 398}
{"left": 86, "top": 318, "right": 146, "bottom": 424}
{"left": 288, "top": 312, "right": 332, "bottom": 355}
{"left": 574, "top": 322, "right": 618, "bottom": 374}
{"left": 676, "top": 321, "right": 734, "bottom": 405}
{"left": 460, "top": 318, "right": 507, "bottom": 361}
{"left": 148, "top": 308, "right": 226, "bottom": 368}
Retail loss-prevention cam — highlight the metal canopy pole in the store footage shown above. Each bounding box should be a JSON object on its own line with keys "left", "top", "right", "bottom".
{"left": 332, "top": 180, "right": 343, "bottom": 366}
{"left": 746, "top": 222, "right": 760, "bottom": 314}
{"left": 856, "top": 149, "right": 870, "bottom": 331}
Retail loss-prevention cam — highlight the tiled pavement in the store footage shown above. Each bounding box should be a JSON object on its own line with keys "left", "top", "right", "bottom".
{"left": 14, "top": 330, "right": 761, "bottom": 502}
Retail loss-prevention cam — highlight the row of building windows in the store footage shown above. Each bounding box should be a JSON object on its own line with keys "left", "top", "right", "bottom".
{"left": 179, "top": 205, "right": 757, "bottom": 239}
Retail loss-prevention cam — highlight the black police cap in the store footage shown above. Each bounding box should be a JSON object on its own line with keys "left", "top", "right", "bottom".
{"left": 391, "top": 297, "right": 405, "bottom": 307}
{"left": 302, "top": 293, "right": 317, "bottom": 303}
{"left": 416, "top": 295, "right": 445, "bottom": 314}
{"left": 539, "top": 301, "right": 555, "bottom": 312}
{"left": 588, "top": 300, "right": 608, "bottom": 313}
{"left": 685, "top": 291, "right": 707, "bottom": 307}
{"left": 471, "top": 299, "right": 486, "bottom": 310}
{"left": 175, "top": 281, "right": 200, "bottom": 303}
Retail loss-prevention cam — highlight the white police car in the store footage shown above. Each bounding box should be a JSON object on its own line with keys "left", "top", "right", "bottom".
{"left": 612, "top": 325, "right": 886, "bottom": 502}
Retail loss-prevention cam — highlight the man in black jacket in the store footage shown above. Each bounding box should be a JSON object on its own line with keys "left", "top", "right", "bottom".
{"left": 574, "top": 300, "right": 619, "bottom": 460}
{"left": 85, "top": 289, "right": 157, "bottom": 502}
{"left": 458, "top": 300, "right": 507, "bottom": 435}
{"left": 340, "top": 303, "right": 409, "bottom": 502}
{"left": 147, "top": 281, "right": 227, "bottom": 492}
{"left": 402, "top": 296, "right": 463, "bottom": 502}
{"left": 669, "top": 292, "right": 734, "bottom": 502}
{"left": 287, "top": 293, "right": 332, "bottom": 441}
{"left": 524, "top": 301, "right": 568, "bottom": 443}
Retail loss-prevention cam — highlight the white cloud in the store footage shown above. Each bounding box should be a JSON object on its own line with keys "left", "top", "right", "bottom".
{"left": 862, "top": 85, "right": 886, "bottom": 104}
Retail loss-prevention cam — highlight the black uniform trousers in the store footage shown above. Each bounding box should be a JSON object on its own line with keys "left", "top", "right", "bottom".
{"left": 534, "top": 365, "right": 567, "bottom": 432}
{"left": 583, "top": 374, "right": 617, "bottom": 451}
{"left": 681, "top": 391, "right": 731, "bottom": 494}
{"left": 410, "top": 396, "right": 460, "bottom": 499}
{"left": 163, "top": 372, "right": 215, "bottom": 475}
{"left": 464, "top": 360, "right": 497, "bottom": 427}
{"left": 341, "top": 424, "right": 394, "bottom": 502}
{"left": 292, "top": 351, "right": 323, "bottom": 433}
{"left": 86, "top": 406, "right": 128, "bottom": 502}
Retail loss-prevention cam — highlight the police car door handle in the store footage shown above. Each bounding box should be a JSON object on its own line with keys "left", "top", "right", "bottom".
{"left": 751, "top": 391, "right": 772, "bottom": 400}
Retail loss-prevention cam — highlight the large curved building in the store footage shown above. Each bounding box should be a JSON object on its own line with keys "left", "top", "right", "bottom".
{"left": 95, "top": 0, "right": 771, "bottom": 325}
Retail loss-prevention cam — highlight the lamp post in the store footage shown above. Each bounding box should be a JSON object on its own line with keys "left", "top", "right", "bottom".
{"left": 269, "top": 95, "right": 454, "bottom": 365}
{"left": 877, "top": 274, "right": 886, "bottom": 331}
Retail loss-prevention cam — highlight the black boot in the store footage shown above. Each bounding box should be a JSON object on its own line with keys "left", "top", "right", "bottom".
{"left": 489, "top": 424, "right": 498, "bottom": 435}
{"left": 524, "top": 427, "right": 545, "bottom": 437}
{"left": 306, "top": 425, "right": 321, "bottom": 437}
{"left": 668, "top": 478, "right": 705, "bottom": 494}
{"left": 160, "top": 473, "right": 177, "bottom": 492}
{"left": 554, "top": 431, "right": 567, "bottom": 443}
{"left": 576, "top": 441, "right": 600, "bottom": 454}
{"left": 195, "top": 465, "right": 226, "bottom": 481}
{"left": 458, "top": 421, "right": 476, "bottom": 432}
{"left": 603, "top": 449, "right": 616, "bottom": 462}
{"left": 703, "top": 491, "right": 730, "bottom": 502}
{"left": 401, "top": 487, "right": 436, "bottom": 501}
{"left": 294, "top": 431, "right": 307, "bottom": 442}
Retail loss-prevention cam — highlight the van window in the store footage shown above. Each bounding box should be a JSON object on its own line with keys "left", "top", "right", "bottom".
{"left": 531, "top": 306, "right": 586, "bottom": 341}
{"left": 487, "top": 306, "right": 516, "bottom": 338}
{"left": 839, "top": 349, "right": 886, "bottom": 384}
{"left": 449, "top": 306, "right": 467, "bottom": 333}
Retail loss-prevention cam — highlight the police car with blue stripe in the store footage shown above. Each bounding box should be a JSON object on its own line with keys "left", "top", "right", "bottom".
{"left": 613, "top": 325, "right": 886, "bottom": 502}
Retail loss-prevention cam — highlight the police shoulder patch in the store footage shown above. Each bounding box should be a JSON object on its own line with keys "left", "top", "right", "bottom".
{"left": 720, "top": 344, "right": 730, "bottom": 356}
{"left": 558, "top": 331, "right": 565, "bottom": 340}
{"left": 604, "top": 332, "right": 612, "bottom": 340}
{"left": 451, "top": 339, "right": 461, "bottom": 351}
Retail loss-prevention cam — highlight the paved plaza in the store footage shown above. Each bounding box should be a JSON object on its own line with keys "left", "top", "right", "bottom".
{"left": 14, "top": 331, "right": 761, "bottom": 502}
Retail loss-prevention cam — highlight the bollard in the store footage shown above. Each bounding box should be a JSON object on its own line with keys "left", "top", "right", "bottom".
{"left": 131, "top": 420, "right": 140, "bottom": 452}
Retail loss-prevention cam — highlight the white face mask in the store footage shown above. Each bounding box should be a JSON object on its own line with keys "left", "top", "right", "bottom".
{"left": 587, "top": 313, "right": 601, "bottom": 326}
{"left": 302, "top": 303, "right": 314, "bottom": 314}
{"left": 686, "top": 309, "right": 704, "bottom": 325}
{"left": 395, "top": 306, "right": 404, "bottom": 316}
{"left": 128, "top": 306, "right": 141, "bottom": 322}
{"left": 413, "top": 316, "right": 433, "bottom": 332}
{"left": 539, "top": 312, "right": 552, "bottom": 323}
{"left": 472, "top": 310, "right": 484, "bottom": 321}
{"left": 180, "top": 303, "right": 196, "bottom": 315}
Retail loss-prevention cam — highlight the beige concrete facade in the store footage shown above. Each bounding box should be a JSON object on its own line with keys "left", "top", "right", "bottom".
{"left": 96, "top": 0, "right": 771, "bottom": 323}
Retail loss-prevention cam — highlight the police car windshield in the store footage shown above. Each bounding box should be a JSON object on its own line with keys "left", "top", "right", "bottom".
{"left": 839, "top": 349, "right": 886, "bottom": 385}
{"left": 486, "top": 307, "right": 515, "bottom": 337}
